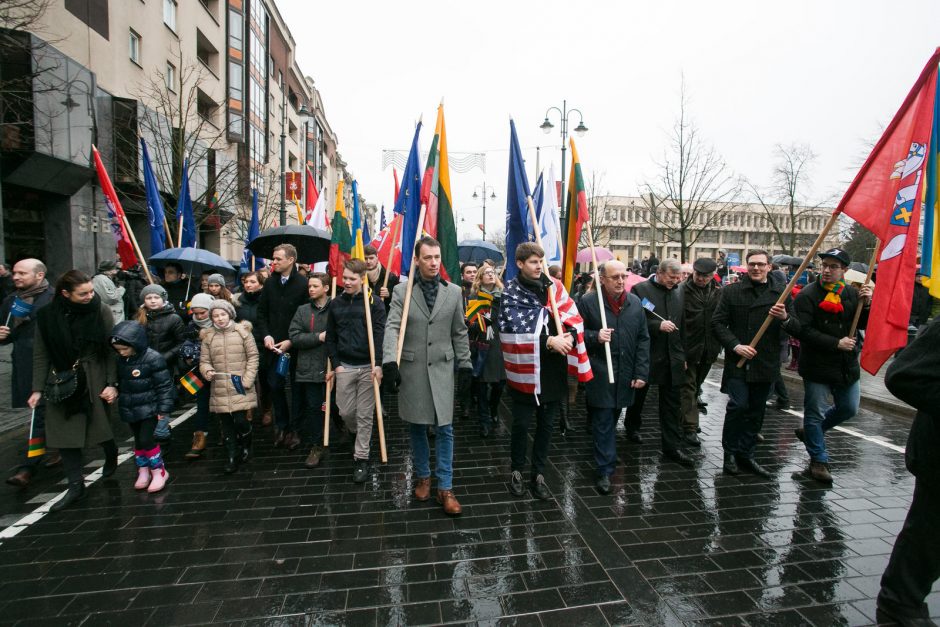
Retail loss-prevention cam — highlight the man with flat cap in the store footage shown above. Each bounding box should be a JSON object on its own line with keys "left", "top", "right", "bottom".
{"left": 680, "top": 257, "right": 722, "bottom": 447}
{"left": 790, "top": 247, "right": 872, "bottom": 484}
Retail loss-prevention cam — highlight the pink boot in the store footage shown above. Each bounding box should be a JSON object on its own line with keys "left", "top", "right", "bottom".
{"left": 134, "top": 467, "right": 151, "bottom": 490}
{"left": 147, "top": 466, "right": 168, "bottom": 493}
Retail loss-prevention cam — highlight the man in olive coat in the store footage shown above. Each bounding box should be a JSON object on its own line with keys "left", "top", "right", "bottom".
{"left": 581, "top": 260, "right": 650, "bottom": 494}
{"left": 383, "top": 236, "right": 472, "bottom": 516}
{"left": 680, "top": 257, "right": 722, "bottom": 447}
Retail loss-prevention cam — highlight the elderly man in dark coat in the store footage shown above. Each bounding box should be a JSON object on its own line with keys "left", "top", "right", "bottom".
{"left": 877, "top": 318, "right": 940, "bottom": 625}
{"left": 581, "top": 260, "right": 650, "bottom": 494}
{"left": 680, "top": 257, "right": 722, "bottom": 447}
{"left": 625, "top": 258, "right": 690, "bottom": 465}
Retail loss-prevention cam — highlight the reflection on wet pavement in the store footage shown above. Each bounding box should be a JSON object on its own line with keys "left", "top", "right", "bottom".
{"left": 0, "top": 369, "right": 937, "bottom": 625}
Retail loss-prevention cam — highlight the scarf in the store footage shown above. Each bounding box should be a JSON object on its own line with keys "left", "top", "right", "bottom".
{"left": 466, "top": 287, "right": 498, "bottom": 333}
{"left": 12, "top": 279, "right": 50, "bottom": 328}
{"left": 418, "top": 275, "right": 441, "bottom": 312}
{"left": 819, "top": 280, "right": 846, "bottom": 314}
{"left": 193, "top": 314, "right": 213, "bottom": 329}
{"left": 603, "top": 287, "right": 627, "bottom": 316}
{"left": 366, "top": 265, "right": 382, "bottom": 285}
{"left": 37, "top": 294, "right": 108, "bottom": 372}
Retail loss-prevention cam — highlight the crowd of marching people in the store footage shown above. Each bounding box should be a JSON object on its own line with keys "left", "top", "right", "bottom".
{"left": 1, "top": 238, "right": 939, "bottom": 624}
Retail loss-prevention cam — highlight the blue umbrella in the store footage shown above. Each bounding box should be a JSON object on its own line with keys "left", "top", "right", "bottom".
{"left": 149, "top": 247, "right": 236, "bottom": 276}
{"left": 458, "top": 239, "right": 504, "bottom": 265}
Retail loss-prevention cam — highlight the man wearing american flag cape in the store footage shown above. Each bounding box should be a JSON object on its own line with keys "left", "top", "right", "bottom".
{"left": 499, "top": 242, "right": 592, "bottom": 500}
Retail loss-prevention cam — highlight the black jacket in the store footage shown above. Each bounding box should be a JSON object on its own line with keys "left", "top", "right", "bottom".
{"left": 163, "top": 279, "right": 192, "bottom": 318}
{"left": 581, "top": 289, "right": 650, "bottom": 409}
{"left": 290, "top": 298, "right": 331, "bottom": 382}
{"left": 792, "top": 281, "right": 868, "bottom": 386}
{"left": 910, "top": 282, "right": 933, "bottom": 327}
{"left": 885, "top": 319, "right": 940, "bottom": 484}
{"left": 711, "top": 273, "right": 789, "bottom": 384}
{"left": 235, "top": 289, "right": 264, "bottom": 347}
{"left": 682, "top": 276, "right": 722, "bottom": 366}
{"left": 256, "top": 270, "right": 309, "bottom": 343}
{"left": 111, "top": 321, "right": 176, "bottom": 424}
{"left": 325, "top": 290, "right": 386, "bottom": 367}
{"left": 371, "top": 266, "right": 400, "bottom": 311}
{"left": 631, "top": 276, "right": 685, "bottom": 385}
{"left": 0, "top": 286, "right": 54, "bottom": 407}
{"left": 143, "top": 303, "right": 187, "bottom": 369}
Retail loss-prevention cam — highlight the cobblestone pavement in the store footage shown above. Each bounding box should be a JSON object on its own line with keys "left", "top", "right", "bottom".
{"left": 0, "top": 368, "right": 937, "bottom": 626}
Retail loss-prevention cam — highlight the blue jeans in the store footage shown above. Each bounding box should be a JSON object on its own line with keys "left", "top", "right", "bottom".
{"left": 802, "top": 379, "right": 860, "bottom": 463}
{"left": 589, "top": 406, "right": 618, "bottom": 477}
{"left": 409, "top": 422, "right": 454, "bottom": 490}
{"left": 721, "top": 377, "right": 771, "bottom": 459}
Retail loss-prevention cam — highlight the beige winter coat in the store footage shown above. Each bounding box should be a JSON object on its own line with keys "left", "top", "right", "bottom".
{"left": 199, "top": 321, "right": 259, "bottom": 413}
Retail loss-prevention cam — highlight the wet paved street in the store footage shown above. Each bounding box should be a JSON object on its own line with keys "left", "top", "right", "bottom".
{"left": 0, "top": 369, "right": 937, "bottom": 626}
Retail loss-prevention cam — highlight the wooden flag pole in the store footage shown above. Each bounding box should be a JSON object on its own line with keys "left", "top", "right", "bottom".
{"left": 362, "top": 276, "right": 387, "bottom": 463}
{"left": 396, "top": 203, "right": 428, "bottom": 364}
{"left": 323, "top": 276, "right": 337, "bottom": 446}
{"left": 177, "top": 214, "right": 184, "bottom": 248}
{"left": 121, "top": 214, "right": 154, "bottom": 284}
{"left": 736, "top": 210, "right": 841, "bottom": 367}
{"left": 524, "top": 196, "right": 565, "bottom": 336}
{"left": 162, "top": 214, "right": 174, "bottom": 249}
{"left": 585, "top": 221, "right": 615, "bottom": 384}
{"left": 383, "top": 214, "right": 402, "bottom": 291}
{"left": 849, "top": 239, "right": 879, "bottom": 338}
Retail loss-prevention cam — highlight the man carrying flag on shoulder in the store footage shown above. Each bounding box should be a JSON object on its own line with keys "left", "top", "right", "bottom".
{"left": 364, "top": 244, "right": 399, "bottom": 312}
{"left": 499, "top": 242, "right": 590, "bottom": 501}
{"left": 1, "top": 259, "right": 56, "bottom": 488}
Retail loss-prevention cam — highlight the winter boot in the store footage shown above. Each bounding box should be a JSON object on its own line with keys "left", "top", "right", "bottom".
{"left": 223, "top": 438, "right": 239, "bottom": 474}
{"left": 146, "top": 448, "right": 168, "bottom": 493}
{"left": 185, "top": 431, "right": 207, "bottom": 459}
{"left": 238, "top": 427, "right": 253, "bottom": 464}
{"left": 134, "top": 451, "right": 151, "bottom": 490}
{"left": 50, "top": 480, "right": 86, "bottom": 512}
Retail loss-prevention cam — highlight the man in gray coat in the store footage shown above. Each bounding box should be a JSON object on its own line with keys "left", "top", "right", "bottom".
{"left": 383, "top": 236, "right": 472, "bottom": 516}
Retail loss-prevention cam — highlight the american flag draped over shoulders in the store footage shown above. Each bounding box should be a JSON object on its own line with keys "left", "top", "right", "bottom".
{"left": 499, "top": 276, "right": 592, "bottom": 395}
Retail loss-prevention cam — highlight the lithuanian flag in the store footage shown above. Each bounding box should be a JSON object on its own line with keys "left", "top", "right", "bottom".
{"left": 351, "top": 180, "right": 365, "bottom": 261}
{"left": 562, "top": 138, "right": 590, "bottom": 290}
{"left": 27, "top": 409, "right": 44, "bottom": 457}
{"left": 328, "top": 179, "right": 351, "bottom": 279}
{"left": 180, "top": 369, "right": 204, "bottom": 395}
{"left": 421, "top": 104, "right": 460, "bottom": 281}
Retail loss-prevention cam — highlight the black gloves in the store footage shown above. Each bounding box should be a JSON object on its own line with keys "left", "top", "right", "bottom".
{"left": 382, "top": 362, "right": 401, "bottom": 393}
{"left": 457, "top": 367, "right": 473, "bottom": 399}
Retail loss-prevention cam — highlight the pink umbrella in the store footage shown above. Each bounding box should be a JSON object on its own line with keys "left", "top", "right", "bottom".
{"left": 730, "top": 265, "right": 747, "bottom": 273}
{"left": 624, "top": 272, "right": 646, "bottom": 290}
{"left": 577, "top": 247, "right": 615, "bottom": 264}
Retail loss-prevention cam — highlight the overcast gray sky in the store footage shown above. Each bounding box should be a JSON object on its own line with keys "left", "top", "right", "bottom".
{"left": 279, "top": 0, "right": 940, "bottom": 239}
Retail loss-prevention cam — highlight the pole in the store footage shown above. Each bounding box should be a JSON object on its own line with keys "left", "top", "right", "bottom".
{"left": 586, "top": 222, "right": 614, "bottom": 384}
{"left": 177, "top": 212, "right": 183, "bottom": 248}
{"left": 361, "top": 276, "right": 387, "bottom": 463}
{"left": 382, "top": 214, "right": 402, "bottom": 290}
{"left": 121, "top": 215, "right": 154, "bottom": 284}
{"left": 323, "top": 276, "right": 337, "bottom": 446}
{"left": 558, "top": 101, "right": 569, "bottom": 251}
{"left": 525, "top": 196, "right": 564, "bottom": 336}
{"left": 482, "top": 182, "right": 486, "bottom": 241}
{"left": 396, "top": 203, "right": 428, "bottom": 363}
{"left": 736, "top": 210, "right": 841, "bottom": 367}
{"left": 848, "top": 239, "right": 879, "bottom": 338}
{"left": 162, "top": 214, "right": 173, "bottom": 249}
{"left": 279, "top": 91, "right": 287, "bottom": 228}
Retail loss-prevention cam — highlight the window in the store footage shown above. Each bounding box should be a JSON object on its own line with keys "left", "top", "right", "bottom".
{"left": 128, "top": 29, "right": 141, "bottom": 64}
{"left": 165, "top": 61, "right": 176, "bottom": 91}
{"left": 228, "top": 9, "right": 243, "bottom": 51}
{"left": 228, "top": 61, "right": 243, "bottom": 100}
{"left": 163, "top": 0, "right": 177, "bottom": 31}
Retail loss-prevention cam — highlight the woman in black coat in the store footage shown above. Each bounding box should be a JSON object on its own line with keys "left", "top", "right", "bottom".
{"left": 234, "top": 271, "right": 270, "bottom": 425}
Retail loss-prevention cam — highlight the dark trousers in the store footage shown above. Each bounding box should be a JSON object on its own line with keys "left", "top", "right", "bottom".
{"left": 192, "top": 383, "right": 211, "bottom": 432}
{"left": 771, "top": 372, "right": 789, "bottom": 403}
{"left": 59, "top": 439, "right": 118, "bottom": 484}
{"left": 625, "top": 374, "right": 683, "bottom": 453}
{"left": 217, "top": 411, "right": 250, "bottom": 439}
{"left": 296, "top": 381, "right": 326, "bottom": 446}
{"left": 721, "top": 377, "right": 771, "bottom": 459}
{"left": 878, "top": 478, "right": 940, "bottom": 622}
{"left": 17, "top": 405, "right": 46, "bottom": 474}
{"left": 589, "top": 406, "right": 619, "bottom": 477}
{"left": 510, "top": 398, "right": 558, "bottom": 478}
{"left": 267, "top": 357, "right": 303, "bottom": 432}
{"left": 682, "top": 358, "right": 714, "bottom": 434}
{"left": 130, "top": 418, "right": 157, "bottom": 451}
{"left": 476, "top": 381, "right": 504, "bottom": 426}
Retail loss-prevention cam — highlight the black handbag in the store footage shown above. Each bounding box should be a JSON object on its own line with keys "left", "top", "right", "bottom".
{"left": 44, "top": 361, "right": 80, "bottom": 404}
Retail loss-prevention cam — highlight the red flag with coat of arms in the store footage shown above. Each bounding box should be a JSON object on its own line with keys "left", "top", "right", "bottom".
{"left": 92, "top": 145, "right": 139, "bottom": 269}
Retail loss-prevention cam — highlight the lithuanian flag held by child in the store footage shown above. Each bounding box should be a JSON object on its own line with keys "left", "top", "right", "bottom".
{"left": 180, "top": 369, "right": 204, "bottom": 395}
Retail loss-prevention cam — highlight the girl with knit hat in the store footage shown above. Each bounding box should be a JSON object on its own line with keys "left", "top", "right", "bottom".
{"left": 206, "top": 274, "right": 235, "bottom": 305}
{"left": 199, "top": 299, "right": 259, "bottom": 473}
{"left": 180, "top": 292, "right": 214, "bottom": 458}
{"left": 135, "top": 284, "right": 186, "bottom": 379}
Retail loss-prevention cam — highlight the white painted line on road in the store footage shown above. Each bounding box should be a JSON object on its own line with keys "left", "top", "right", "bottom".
{"left": 702, "top": 379, "right": 905, "bottom": 454}
{"left": 0, "top": 405, "right": 197, "bottom": 543}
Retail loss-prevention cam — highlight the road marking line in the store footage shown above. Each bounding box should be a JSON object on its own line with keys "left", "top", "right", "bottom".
{"left": 702, "top": 379, "right": 905, "bottom": 454}
{"left": 0, "top": 406, "right": 197, "bottom": 543}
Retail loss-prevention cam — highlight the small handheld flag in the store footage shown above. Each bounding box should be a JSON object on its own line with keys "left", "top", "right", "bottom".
{"left": 5, "top": 297, "right": 34, "bottom": 326}
{"left": 231, "top": 374, "right": 246, "bottom": 395}
{"left": 640, "top": 297, "right": 667, "bottom": 321}
{"left": 27, "top": 409, "right": 45, "bottom": 458}
{"left": 180, "top": 369, "right": 204, "bottom": 395}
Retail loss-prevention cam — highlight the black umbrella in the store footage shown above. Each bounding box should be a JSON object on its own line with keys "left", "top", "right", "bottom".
{"left": 848, "top": 261, "right": 869, "bottom": 273}
{"left": 771, "top": 254, "right": 803, "bottom": 266}
{"left": 247, "top": 225, "right": 331, "bottom": 264}
{"left": 458, "top": 239, "right": 504, "bottom": 265}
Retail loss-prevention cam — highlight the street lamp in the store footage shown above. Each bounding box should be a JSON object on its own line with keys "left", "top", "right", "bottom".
{"left": 472, "top": 183, "right": 496, "bottom": 240}
{"left": 539, "top": 99, "right": 587, "bottom": 240}
{"left": 298, "top": 102, "right": 312, "bottom": 208}
{"left": 279, "top": 90, "right": 287, "bottom": 227}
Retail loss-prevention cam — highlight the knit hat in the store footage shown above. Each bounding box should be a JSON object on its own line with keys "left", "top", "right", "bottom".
{"left": 207, "top": 273, "right": 226, "bottom": 287}
{"left": 97, "top": 259, "right": 119, "bottom": 273}
{"left": 209, "top": 299, "right": 236, "bottom": 320}
{"left": 190, "top": 293, "right": 214, "bottom": 311}
{"left": 140, "top": 284, "right": 168, "bottom": 302}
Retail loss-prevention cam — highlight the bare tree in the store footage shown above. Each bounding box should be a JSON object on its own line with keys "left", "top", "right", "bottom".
{"left": 222, "top": 169, "right": 282, "bottom": 246}
{"left": 640, "top": 80, "right": 742, "bottom": 261}
{"left": 747, "top": 143, "right": 835, "bottom": 254}
{"left": 582, "top": 170, "right": 612, "bottom": 249}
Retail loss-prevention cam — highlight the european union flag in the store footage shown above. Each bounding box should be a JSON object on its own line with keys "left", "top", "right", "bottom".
{"left": 176, "top": 159, "right": 197, "bottom": 248}
{"left": 505, "top": 119, "right": 533, "bottom": 281}
{"left": 396, "top": 122, "right": 423, "bottom": 276}
{"left": 231, "top": 374, "right": 246, "bottom": 395}
{"left": 141, "top": 137, "right": 166, "bottom": 256}
{"left": 9, "top": 297, "right": 33, "bottom": 318}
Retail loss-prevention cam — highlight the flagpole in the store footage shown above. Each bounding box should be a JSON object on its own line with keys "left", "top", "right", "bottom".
{"left": 162, "top": 215, "right": 174, "bottom": 249}
{"left": 736, "top": 209, "right": 841, "bottom": 367}
{"left": 396, "top": 203, "right": 428, "bottom": 364}
{"left": 585, "top": 221, "right": 615, "bottom": 384}
{"left": 121, "top": 215, "right": 154, "bottom": 284}
{"left": 383, "top": 214, "right": 402, "bottom": 291}
{"left": 362, "top": 276, "right": 387, "bottom": 463}
{"left": 525, "top": 196, "right": 565, "bottom": 336}
{"left": 177, "top": 217, "right": 183, "bottom": 248}
{"left": 323, "top": 276, "right": 337, "bottom": 447}
{"left": 849, "top": 239, "right": 879, "bottom": 338}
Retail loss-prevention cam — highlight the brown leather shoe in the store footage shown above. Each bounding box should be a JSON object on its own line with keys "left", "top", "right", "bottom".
{"left": 273, "top": 429, "right": 286, "bottom": 448}
{"left": 304, "top": 446, "right": 325, "bottom": 468}
{"left": 436, "top": 489, "right": 462, "bottom": 516}
{"left": 5, "top": 469, "right": 31, "bottom": 488}
{"left": 43, "top": 452, "right": 62, "bottom": 468}
{"left": 284, "top": 432, "right": 301, "bottom": 451}
{"left": 185, "top": 431, "right": 207, "bottom": 459}
{"left": 414, "top": 477, "right": 431, "bottom": 501}
{"left": 262, "top": 412, "right": 273, "bottom": 427}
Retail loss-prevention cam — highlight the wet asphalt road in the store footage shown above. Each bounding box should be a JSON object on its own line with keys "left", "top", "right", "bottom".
{"left": 0, "top": 369, "right": 937, "bottom": 626}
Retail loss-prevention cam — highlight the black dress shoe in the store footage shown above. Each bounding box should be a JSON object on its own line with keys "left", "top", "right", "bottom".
{"left": 682, "top": 432, "right": 702, "bottom": 448}
{"left": 530, "top": 475, "right": 551, "bottom": 500}
{"left": 626, "top": 432, "right": 642, "bottom": 444}
{"left": 50, "top": 481, "right": 86, "bottom": 512}
{"left": 480, "top": 423, "right": 491, "bottom": 439}
{"left": 723, "top": 455, "right": 739, "bottom": 475}
{"left": 595, "top": 474, "right": 611, "bottom": 495}
{"left": 737, "top": 457, "right": 773, "bottom": 479}
{"left": 794, "top": 428, "right": 805, "bottom": 443}
{"left": 509, "top": 471, "right": 525, "bottom": 497}
{"left": 101, "top": 454, "right": 119, "bottom": 478}
{"left": 664, "top": 449, "right": 694, "bottom": 466}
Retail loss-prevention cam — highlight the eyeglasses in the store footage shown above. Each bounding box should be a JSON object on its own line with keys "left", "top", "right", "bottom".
{"left": 820, "top": 263, "right": 843, "bottom": 271}
{"left": 747, "top": 262, "right": 767, "bottom": 268}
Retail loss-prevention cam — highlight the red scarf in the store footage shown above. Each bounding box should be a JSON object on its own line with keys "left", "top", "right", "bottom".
{"left": 604, "top": 288, "right": 627, "bottom": 316}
